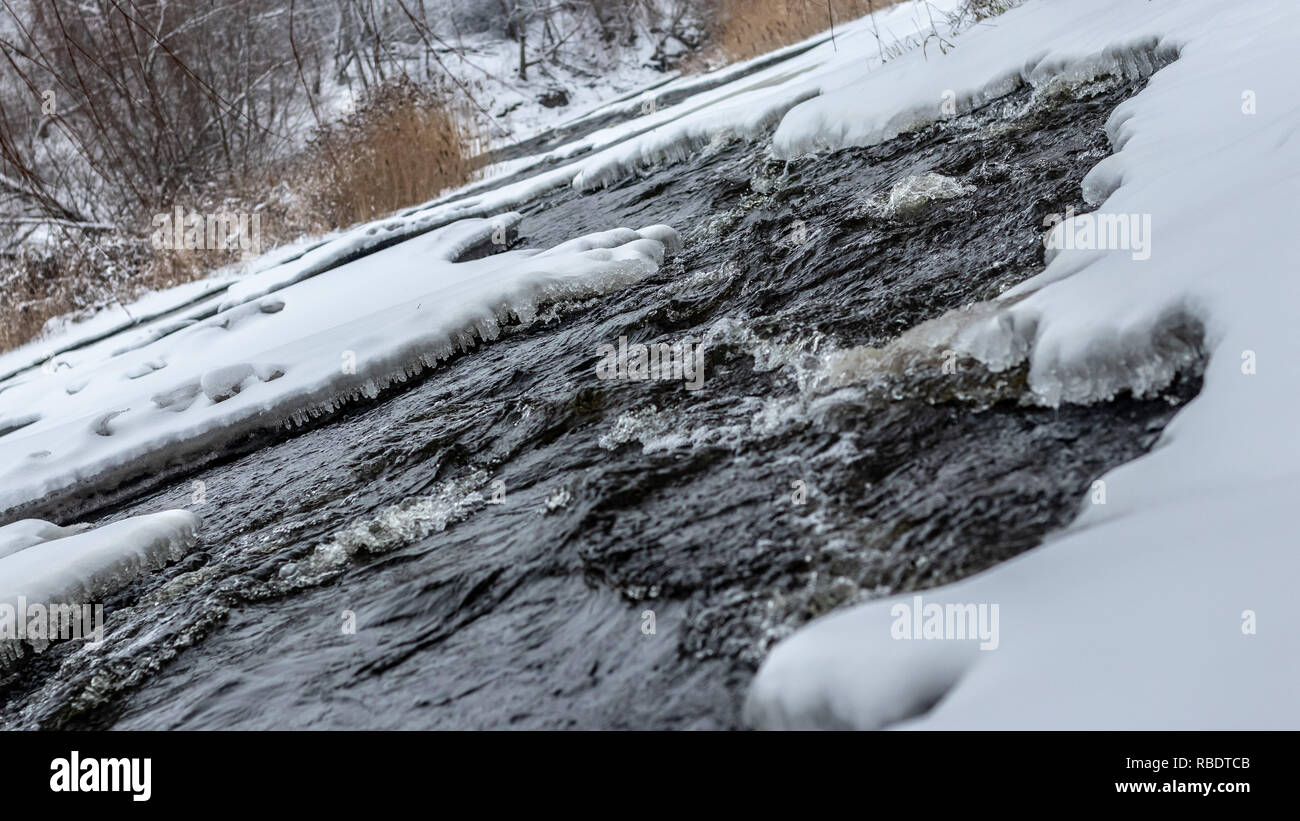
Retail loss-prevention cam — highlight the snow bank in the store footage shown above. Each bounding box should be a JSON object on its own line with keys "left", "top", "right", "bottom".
{"left": 569, "top": 0, "right": 966, "bottom": 191}
{"left": 0, "top": 277, "right": 236, "bottom": 384}
{"left": 0, "top": 221, "right": 679, "bottom": 516}
{"left": 747, "top": 482, "right": 1299, "bottom": 730}
{"left": 0, "top": 511, "right": 200, "bottom": 656}
{"left": 394, "top": 0, "right": 968, "bottom": 200}
{"left": 747, "top": 0, "right": 1300, "bottom": 728}
{"left": 771, "top": 4, "right": 1175, "bottom": 158}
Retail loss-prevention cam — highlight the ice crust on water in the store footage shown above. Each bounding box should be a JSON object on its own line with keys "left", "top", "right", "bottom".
{"left": 745, "top": 0, "right": 1300, "bottom": 729}
{"left": 0, "top": 222, "right": 679, "bottom": 516}
{"left": 0, "top": 511, "right": 200, "bottom": 657}
{"left": 0, "top": 511, "right": 200, "bottom": 604}
{"left": 0, "top": 519, "right": 90, "bottom": 561}
{"left": 200, "top": 364, "right": 257, "bottom": 402}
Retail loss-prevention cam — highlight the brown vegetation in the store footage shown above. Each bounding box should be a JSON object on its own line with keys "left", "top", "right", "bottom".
{"left": 0, "top": 232, "right": 146, "bottom": 353}
{"left": 298, "top": 79, "right": 482, "bottom": 228}
{"left": 0, "top": 0, "right": 1015, "bottom": 354}
{"left": 711, "top": 0, "right": 908, "bottom": 63}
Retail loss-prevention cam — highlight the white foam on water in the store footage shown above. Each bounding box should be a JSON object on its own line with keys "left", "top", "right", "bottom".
{"left": 279, "top": 471, "right": 489, "bottom": 588}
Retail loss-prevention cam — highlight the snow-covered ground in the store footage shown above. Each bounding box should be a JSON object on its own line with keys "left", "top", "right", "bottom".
{"left": 0, "top": 1, "right": 935, "bottom": 381}
{"left": 444, "top": 28, "right": 694, "bottom": 150}
{"left": 2, "top": 0, "right": 1297, "bottom": 728}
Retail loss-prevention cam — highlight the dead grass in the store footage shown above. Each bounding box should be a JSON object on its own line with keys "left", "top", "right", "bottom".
{"left": 0, "top": 232, "right": 148, "bottom": 353}
{"left": 0, "top": 200, "right": 290, "bottom": 355}
{"left": 712, "top": 0, "right": 909, "bottom": 63}
{"left": 298, "top": 78, "right": 484, "bottom": 228}
{"left": 964, "top": 0, "right": 1020, "bottom": 20}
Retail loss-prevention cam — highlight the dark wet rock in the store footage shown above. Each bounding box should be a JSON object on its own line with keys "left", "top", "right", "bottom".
{"left": 538, "top": 87, "right": 570, "bottom": 109}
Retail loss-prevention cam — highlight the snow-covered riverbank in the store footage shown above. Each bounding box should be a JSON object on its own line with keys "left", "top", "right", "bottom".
{"left": 2, "top": 0, "right": 1296, "bottom": 730}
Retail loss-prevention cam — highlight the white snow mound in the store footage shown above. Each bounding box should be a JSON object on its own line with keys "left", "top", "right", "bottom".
{"left": 0, "top": 510, "right": 200, "bottom": 611}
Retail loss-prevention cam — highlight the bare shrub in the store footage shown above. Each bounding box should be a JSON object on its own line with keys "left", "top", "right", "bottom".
{"left": 0, "top": 0, "right": 312, "bottom": 223}
{"left": 0, "top": 74, "right": 483, "bottom": 354}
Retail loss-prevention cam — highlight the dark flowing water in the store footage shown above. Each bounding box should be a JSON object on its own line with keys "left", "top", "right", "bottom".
{"left": 0, "top": 65, "right": 1198, "bottom": 730}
